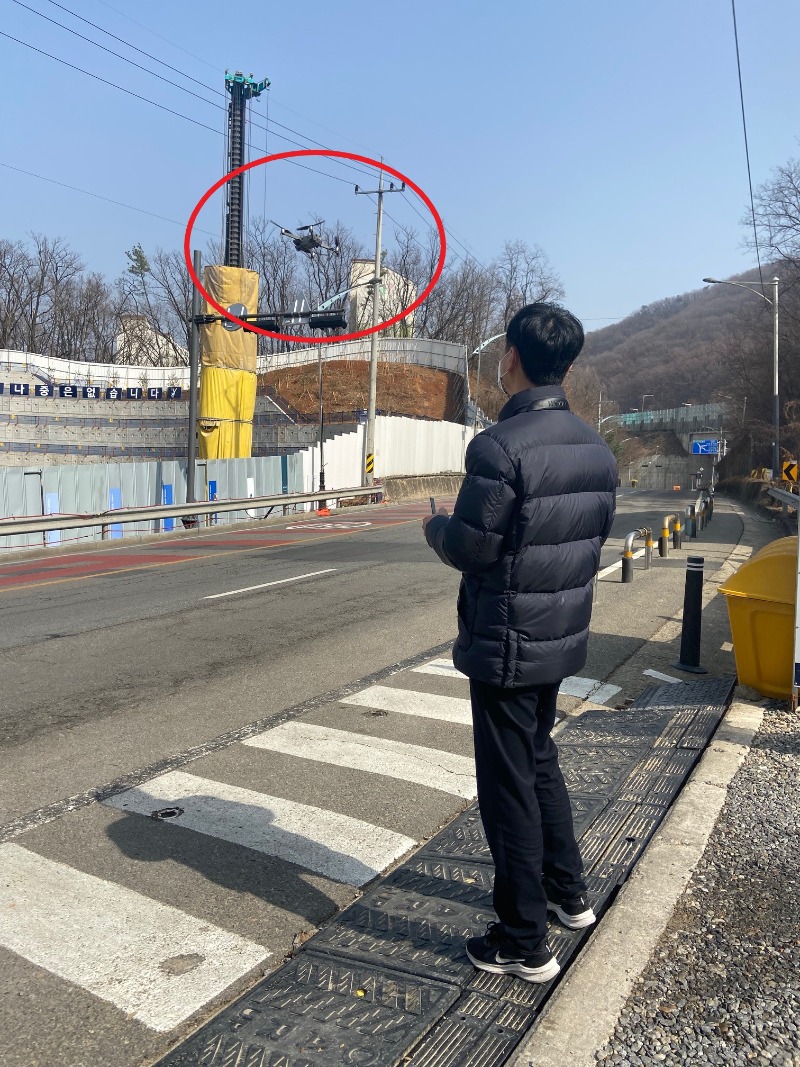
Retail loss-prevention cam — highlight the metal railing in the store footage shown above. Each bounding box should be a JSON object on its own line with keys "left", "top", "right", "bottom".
{"left": 622, "top": 527, "right": 653, "bottom": 582}
{"left": 0, "top": 485, "right": 382, "bottom": 540}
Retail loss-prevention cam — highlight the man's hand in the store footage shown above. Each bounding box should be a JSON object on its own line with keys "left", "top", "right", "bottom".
{"left": 422, "top": 507, "right": 449, "bottom": 533}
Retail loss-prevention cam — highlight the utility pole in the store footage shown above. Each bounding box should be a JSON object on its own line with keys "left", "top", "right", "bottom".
{"left": 187, "top": 249, "right": 202, "bottom": 510}
{"left": 772, "top": 275, "right": 780, "bottom": 476}
{"left": 355, "top": 174, "right": 404, "bottom": 485}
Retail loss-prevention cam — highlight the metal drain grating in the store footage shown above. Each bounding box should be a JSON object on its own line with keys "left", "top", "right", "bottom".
{"left": 311, "top": 884, "right": 494, "bottom": 985}
{"left": 156, "top": 951, "right": 460, "bottom": 1067}
{"left": 628, "top": 676, "right": 736, "bottom": 711}
{"left": 558, "top": 709, "right": 673, "bottom": 748}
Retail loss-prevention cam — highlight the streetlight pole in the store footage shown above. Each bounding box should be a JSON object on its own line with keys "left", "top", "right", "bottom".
{"left": 187, "top": 249, "right": 202, "bottom": 509}
{"left": 703, "top": 275, "right": 779, "bottom": 475}
{"left": 642, "top": 393, "right": 654, "bottom": 412}
{"left": 471, "top": 332, "right": 506, "bottom": 434}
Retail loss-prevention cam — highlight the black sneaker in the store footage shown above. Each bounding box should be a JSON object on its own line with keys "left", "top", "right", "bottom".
{"left": 465, "top": 923, "right": 560, "bottom": 983}
{"left": 545, "top": 887, "right": 596, "bottom": 930}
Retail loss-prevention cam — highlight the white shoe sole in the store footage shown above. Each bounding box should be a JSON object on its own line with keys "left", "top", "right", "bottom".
{"left": 465, "top": 946, "right": 561, "bottom": 984}
{"left": 546, "top": 900, "right": 597, "bottom": 929}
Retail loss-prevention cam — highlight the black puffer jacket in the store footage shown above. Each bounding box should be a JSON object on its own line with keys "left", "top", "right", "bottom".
{"left": 426, "top": 385, "right": 617, "bottom": 687}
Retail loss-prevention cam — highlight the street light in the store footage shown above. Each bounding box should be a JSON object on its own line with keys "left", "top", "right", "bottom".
{"left": 642, "top": 393, "right": 654, "bottom": 411}
{"left": 703, "top": 275, "right": 779, "bottom": 474}
{"left": 714, "top": 391, "right": 747, "bottom": 426}
{"left": 471, "top": 332, "right": 506, "bottom": 433}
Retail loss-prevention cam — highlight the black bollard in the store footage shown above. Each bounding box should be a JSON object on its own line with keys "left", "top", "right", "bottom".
{"left": 686, "top": 505, "right": 697, "bottom": 539}
{"left": 621, "top": 552, "right": 634, "bottom": 583}
{"left": 672, "top": 556, "right": 707, "bottom": 674}
{"left": 672, "top": 516, "right": 682, "bottom": 551}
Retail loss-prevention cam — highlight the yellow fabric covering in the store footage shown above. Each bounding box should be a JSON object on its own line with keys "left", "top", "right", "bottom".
{"left": 200, "top": 265, "right": 259, "bottom": 372}
{"left": 197, "top": 366, "right": 256, "bottom": 459}
{"left": 198, "top": 264, "right": 259, "bottom": 458}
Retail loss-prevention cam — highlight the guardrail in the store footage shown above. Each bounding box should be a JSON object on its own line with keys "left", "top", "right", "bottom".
{"left": 0, "top": 485, "right": 382, "bottom": 540}
{"left": 768, "top": 485, "right": 799, "bottom": 509}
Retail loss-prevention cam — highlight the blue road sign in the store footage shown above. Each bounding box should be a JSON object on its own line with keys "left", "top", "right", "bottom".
{"left": 692, "top": 439, "right": 719, "bottom": 455}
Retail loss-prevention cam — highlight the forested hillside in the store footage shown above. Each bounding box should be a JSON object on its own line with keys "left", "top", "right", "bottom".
{"left": 582, "top": 267, "right": 784, "bottom": 416}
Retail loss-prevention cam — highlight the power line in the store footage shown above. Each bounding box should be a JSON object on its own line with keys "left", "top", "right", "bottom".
{"left": 4, "top": 18, "right": 478, "bottom": 270}
{"left": 18, "top": 0, "right": 482, "bottom": 263}
{"left": 36, "top": 0, "right": 225, "bottom": 98}
{"left": 91, "top": 0, "right": 374, "bottom": 152}
{"left": 12, "top": 0, "right": 375, "bottom": 180}
{"left": 0, "top": 30, "right": 369, "bottom": 189}
{"left": 730, "top": 0, "right": 765, "bottom": 290}
{"left": 43, "top": 0, "right": 377, "bottom": 181}
{"left": 0, "top": 30, "right": 221, "bottom": 134}
{"left": 0, "top": 161, "right": 217, "bottom": 236}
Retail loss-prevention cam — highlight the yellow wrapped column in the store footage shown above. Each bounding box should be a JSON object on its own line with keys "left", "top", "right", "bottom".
{"left": 198, "top": 264, "right": 259, "bottom": 460}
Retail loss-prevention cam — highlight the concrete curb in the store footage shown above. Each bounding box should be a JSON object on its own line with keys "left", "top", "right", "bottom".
{"left": 508, "top": 700, "right": 764, "bottom": 1067}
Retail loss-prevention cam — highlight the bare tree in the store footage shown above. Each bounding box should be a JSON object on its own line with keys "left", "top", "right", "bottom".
{"left": 750, "top": 157, "right": 800, "bottom": 268}
{"left": 493, "top": 240, "right": 565, "bottom": 326}
{"left": 116, "top": 244, "right": 189, "bottom": 365}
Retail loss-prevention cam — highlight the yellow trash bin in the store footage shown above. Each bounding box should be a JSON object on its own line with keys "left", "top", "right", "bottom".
{"left": 719, "top": 536, "right": 797, "bottom": 699}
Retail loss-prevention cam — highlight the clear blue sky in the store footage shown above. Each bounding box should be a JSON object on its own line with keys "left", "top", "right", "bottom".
{"left": 2, "top": 0, "right": 799, "bottom": 327}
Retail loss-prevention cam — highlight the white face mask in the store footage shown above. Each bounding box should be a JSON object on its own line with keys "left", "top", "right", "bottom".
{"left": 497, "top": 351, "right": 511, "bottom": 396}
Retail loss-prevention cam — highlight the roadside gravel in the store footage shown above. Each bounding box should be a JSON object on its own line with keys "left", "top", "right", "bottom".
{"left": 596, "top": 701, "right": 800, "bottom": 1067}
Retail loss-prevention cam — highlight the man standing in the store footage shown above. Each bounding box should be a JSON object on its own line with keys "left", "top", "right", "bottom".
{"left": 423, "top": 303, "right": 617, "bottom": 983}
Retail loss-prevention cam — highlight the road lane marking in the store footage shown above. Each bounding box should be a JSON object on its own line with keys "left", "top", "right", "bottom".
{"left": 0, "top": 843, "right": 267, "bottom": 1033}
{"left": 340, "top": 684, "right": 473, "bottom": 724}
{"left": 203, "top": 568, "right": 337, "bottom": 600}
{"left": 412, "top": 658, "right": 466, "bottom": 679}
{"left": 244, "top": 721, "right": 476, "bottom": 799}
{"left": 0, "top": 515, "right": 418, "bottom": 595}
{"left": 597, "top": 548, "right": 646, "bottom": 579}
{"left": 103, "top": 770, "right": 413, "bottom": 888}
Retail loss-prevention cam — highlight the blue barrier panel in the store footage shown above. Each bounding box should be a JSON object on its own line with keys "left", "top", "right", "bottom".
{"left": 44, "top": 492, "right": 61, "bottom": 546}
{"left": 162, "top": 484, "right": 174, "bottom": 531}
{"left": 280, "top": 454, "right": 289, "bottom": 495}
{"left": 208, "top": 479, "right": 218, "bottom": 525}
{"left": 109, "top": 488, "right": 123, "bottom": 539}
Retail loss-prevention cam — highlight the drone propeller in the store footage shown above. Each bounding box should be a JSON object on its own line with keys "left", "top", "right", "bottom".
{"left": 296, "top": 220, "right": 325, "bottom": 232}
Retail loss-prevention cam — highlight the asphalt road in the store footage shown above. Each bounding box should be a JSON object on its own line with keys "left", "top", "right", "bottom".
{"left": 0, "top": 489, "right": 748, "bottom": 1067}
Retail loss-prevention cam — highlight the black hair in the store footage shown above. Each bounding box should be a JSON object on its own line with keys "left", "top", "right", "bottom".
{"left": 505, "top": 302, "right": 585, "bottom": 386}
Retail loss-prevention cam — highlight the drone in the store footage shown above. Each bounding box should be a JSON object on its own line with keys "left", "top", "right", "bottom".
{"left": 270, "top": 220, "right": 340, "bottom": 258}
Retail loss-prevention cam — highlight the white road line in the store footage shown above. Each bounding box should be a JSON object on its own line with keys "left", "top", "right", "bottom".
{"left": 103, "top": 770, "right": 413, "bottom": 888}
{"left": 412, "top": 659, "right": 467, "bottom": 679}
{"left": 559, "top": 676, "right": 622, "bottom": 705}
{"left": 597, "top": 548, "right": 645, "bottom": 580}
{"left": 204, "top": 568, "right": 336, "bottom": 600}
{"left": 0, "top": 843, "right": 266, "bottom": 1033}
{"left": 643, "top": 668, "right": 682, "bottom": 684}
{"left": 340, "top": 684, "right": 473, "bottom": 724}
{"left": 244, "top": 721, "right": 476, "bottom": 799}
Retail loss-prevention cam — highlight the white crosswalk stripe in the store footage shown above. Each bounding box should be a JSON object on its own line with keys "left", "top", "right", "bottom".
{"left": 412, "top": 658, "right": 466, "bottom": 679}
{"left": 103, "top": 769, "right": 415, "bottom": 887}
{"left": 244, "top": 721, "right": 476, "bottom": 799}
{"left": 559, "top": 677, "right": 622, "bottom": 704}
{"left": 0, "top": 843, "right": 267, "bottom": 1032}
{"left": 340, "top": 683, "right": 472, "bottom": 723}
{"left": 413, "top": 659, "right": 621, "bottom": 706}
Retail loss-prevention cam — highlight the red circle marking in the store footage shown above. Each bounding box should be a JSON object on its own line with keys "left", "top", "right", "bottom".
{"left": 184, "top": 150, "right": 447, "bottom": 344}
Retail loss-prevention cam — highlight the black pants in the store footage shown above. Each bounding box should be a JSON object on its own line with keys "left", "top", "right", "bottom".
{"left": 470, "top": 678, "right": 586, "bottom": 953}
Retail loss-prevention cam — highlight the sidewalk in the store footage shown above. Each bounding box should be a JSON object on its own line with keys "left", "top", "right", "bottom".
{"left": 514, "top": 499, "right": 798, "bottom": 1067}
{"left": 152, "top": 495, "right": 795, "bottom": 1066}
